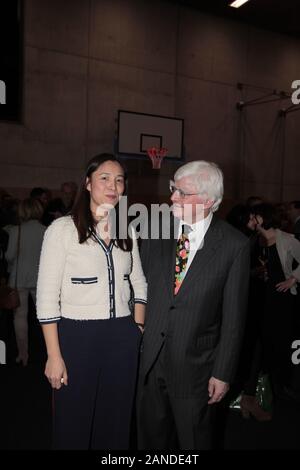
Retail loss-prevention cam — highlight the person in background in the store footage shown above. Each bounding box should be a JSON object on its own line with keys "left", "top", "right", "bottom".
{"left": 287, "top": 201, "right": 300, "bottom": 240}
{"left": 41, "top": 197, "right": 66, "bottom": 227}
{"left": 5, "top": 198, "right": 45, "bottom": 366}
{"left": 60, "top": 181, "right": 78, "bottom": 214}
{"left": 30, "top": 187, "right": 51, "bottom": 210}
{"left": 252, "top": 203, "right": 300, "bottom": 399}
{"left": 286, "top": 200, "right": 300, "bottom": 398}
{"left": 226, "top": 204, "right": 272, "bottom": 421}
{"left": 1, "top": 197, "right": 19, "bottom": 228}
{"left": 36, "top": 153, "right": 147, "bottom": 450}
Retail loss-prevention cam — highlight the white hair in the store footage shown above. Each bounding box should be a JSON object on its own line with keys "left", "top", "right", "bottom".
{"left": 174, "top": 160, "right": 224, "bottom": 212}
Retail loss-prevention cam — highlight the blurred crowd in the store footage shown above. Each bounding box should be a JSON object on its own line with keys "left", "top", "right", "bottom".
{"left": 0, "top": 182, "right": 77, "bottom": 366}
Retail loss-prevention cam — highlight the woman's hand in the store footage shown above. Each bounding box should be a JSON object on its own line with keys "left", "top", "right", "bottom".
{"left": 276, "top": 276, "right": 297, "bottom": 292}
{"left": 45, "top": 355, "right": 68, "bottom": 390}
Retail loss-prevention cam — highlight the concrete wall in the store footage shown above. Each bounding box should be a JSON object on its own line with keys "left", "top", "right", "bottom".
{"left": 1, "top": 0, "right": 300, "bottom": 207}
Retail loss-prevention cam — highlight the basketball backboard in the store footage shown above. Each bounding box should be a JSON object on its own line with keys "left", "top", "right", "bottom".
{"left": 117, "top": 110, "right": 184, "bottom": 161}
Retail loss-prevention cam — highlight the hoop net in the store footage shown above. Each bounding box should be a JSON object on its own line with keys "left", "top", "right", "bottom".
{"left": 146, "top": 147, "right": 168, "bottom": 169}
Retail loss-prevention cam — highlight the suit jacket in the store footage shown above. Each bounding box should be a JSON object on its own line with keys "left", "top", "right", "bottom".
{"left": 139, "top": 215, "right": 250, "bottom": 398}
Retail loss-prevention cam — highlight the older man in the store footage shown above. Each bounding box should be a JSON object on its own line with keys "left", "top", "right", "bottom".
{"left": 137, "top": 161, "right": 250, "bottom": 450}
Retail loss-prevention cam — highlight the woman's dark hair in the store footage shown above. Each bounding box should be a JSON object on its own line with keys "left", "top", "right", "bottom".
{"left": 252, "top": 203, "right": 281, "bottom": 230}
{"left": 30, "top": 187, "right": 47, "bottom": 199}
{"left": 71, "top": 153, "right": 132, "bottom": 251}
{"left": 41, "top": 198, "right": 65, "bottom": 227}
{"left": 246, "top": 196, "right": 263, "bottom": 208}
{"left": 226, "top": 204, "right": 252, "bottom": 236}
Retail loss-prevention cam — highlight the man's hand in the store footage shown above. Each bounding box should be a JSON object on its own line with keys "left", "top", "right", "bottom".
{"left": 207, "top": 376, "right": 229, "bottom": 404}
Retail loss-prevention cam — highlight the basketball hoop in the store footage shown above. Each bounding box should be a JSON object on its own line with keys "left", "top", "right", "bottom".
{"left": 147, "top": 147, "right": 168, "bottom": 170}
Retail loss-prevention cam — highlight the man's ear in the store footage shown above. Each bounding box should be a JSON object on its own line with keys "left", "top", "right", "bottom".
{"left": 204, "top": 199, "right": 214, "bottom": 210}
{"left": 86, "top": 177, "right": 91, "bottom": 192}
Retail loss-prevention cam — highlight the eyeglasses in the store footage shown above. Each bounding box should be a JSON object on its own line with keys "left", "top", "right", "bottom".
{"left": 169, "top": 181, "right": 200, "bottom": 199}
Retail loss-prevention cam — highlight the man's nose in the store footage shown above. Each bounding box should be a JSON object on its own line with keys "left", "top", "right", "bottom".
{"left": 171, "top": 191, "right": 178, "bottom": 203}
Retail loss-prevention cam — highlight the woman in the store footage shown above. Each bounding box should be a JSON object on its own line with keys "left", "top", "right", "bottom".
{"left": 5, "top": 198, "right": 45, "bottom": 366}
{"left": 252, "top": 203, "right": 300, "bottom": 396}
{"left": 226, "top": 204, "right": 272, "bottom": 421}
{"left": 36, "top": 154, "right": 147, "bottom": 450}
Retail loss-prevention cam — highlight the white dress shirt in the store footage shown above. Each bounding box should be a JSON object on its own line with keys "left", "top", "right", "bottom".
{"left": 177, "top": 212, "right": 213, "bottom": 274}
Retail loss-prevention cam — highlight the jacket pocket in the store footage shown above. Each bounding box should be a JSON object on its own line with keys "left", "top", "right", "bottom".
{"left": 71, "top": 277, "right": 98, "bottom": 284}
{"left": 122, "top": 275, "right": 132, "bottom": 301}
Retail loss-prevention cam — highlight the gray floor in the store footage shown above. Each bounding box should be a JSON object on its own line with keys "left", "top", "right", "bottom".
{"left": 1, "top": 306, "right": 300, "bottom": 451}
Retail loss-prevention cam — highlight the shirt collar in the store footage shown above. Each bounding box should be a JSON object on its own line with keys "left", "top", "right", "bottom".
{"left": 178, "top": 211, "right": 213, "bottom": 238}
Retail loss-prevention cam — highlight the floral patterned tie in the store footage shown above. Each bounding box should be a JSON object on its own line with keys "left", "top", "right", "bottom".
{"left": 174, "top": 225, "right": 191, "bottom": 295}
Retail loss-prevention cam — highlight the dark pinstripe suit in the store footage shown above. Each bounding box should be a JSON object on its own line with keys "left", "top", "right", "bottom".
{"left": 137, "top": 215, "right": 250, "bottom": 450}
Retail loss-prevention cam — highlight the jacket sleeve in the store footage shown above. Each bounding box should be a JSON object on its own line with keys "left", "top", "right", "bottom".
{"left": 129, "top": 236, "right": 147, "bottom": 305}
{"left": 212, "top": 239, "right": 250, "bottom": 383}
{"left": 36, "top": 218, "right": 70, "bottom": 324}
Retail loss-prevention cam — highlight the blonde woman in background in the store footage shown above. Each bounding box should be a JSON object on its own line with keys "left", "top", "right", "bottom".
{"left": 5, "top": 198, "right": 46, "bottom": 366}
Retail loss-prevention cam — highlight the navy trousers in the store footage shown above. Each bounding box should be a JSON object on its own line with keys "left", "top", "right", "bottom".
{"left": 53, "top": 316, "right": 142, "bottom": 450}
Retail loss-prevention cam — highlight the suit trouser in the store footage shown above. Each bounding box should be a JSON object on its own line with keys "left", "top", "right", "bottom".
{"left": 137, "top": 345, "right": 215, "bottom": 450}
{"left": 53, "top": 316, "right": 142, "bottom": 450}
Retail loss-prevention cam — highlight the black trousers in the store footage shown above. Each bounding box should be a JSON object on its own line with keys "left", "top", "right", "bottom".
{"left": 53, "top": 316, "right": 142, "bottom": 450}
{"left": 137, "top": 345, "right": 215, "bottom": 450}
